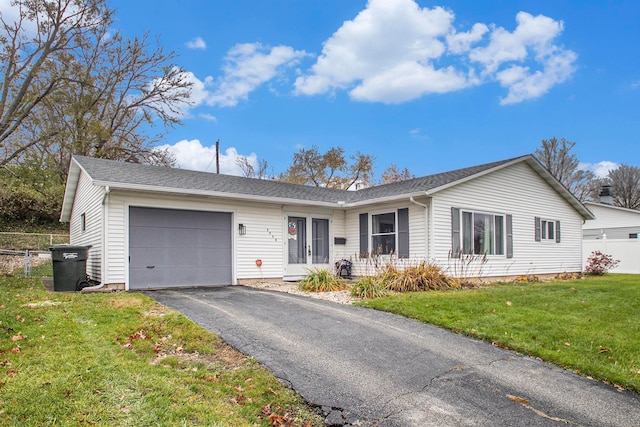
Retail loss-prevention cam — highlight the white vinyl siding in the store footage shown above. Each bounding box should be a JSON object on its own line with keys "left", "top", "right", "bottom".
{"left": 344, "top": 202, "right": 427, "bottom": 276}
{"left": 236, "top": 205, "right": 285, "bottom": 280}
{"left": 105, "top": 192, "right": 338, "bottom": 287}
{"left": 432, "top": 161, "right": 584, "bottom": 278}
{"left": 69, "top": 172, "right": 104, "bottom": 282}
{"left": 332, "top": 210, "right": 348, "bottom": 261}
{"left": 583, "top": 203, "right": 640, "bottom": 240}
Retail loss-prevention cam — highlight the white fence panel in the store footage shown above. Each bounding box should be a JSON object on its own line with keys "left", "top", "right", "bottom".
{"left": 583, "top": 239, "right": 640, "bottom": 274}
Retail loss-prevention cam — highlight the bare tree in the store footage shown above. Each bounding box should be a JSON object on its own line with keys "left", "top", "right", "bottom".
{"left": 0, "top": 0, "right": 192, "bottom": 170}
{"left": 607, "top": 164, "right": 640, "bottom": 209}
{"left": 279, "top": 145, "right": 374, "bottom": 189}
{"left": 380, "top": 163, "right": 414, "bottom": 184}
{"left": 0, "top": 0, "right": 109, "bottom": 165}
{"left": 236, "top": 155, "right": 269, "bottom": 179}
{"left": 534, "top": 137, "right": 594, "bottom": 201}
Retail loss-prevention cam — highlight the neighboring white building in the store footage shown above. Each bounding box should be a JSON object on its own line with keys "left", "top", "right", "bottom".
{"left": 60, "top": 154, "right": 594, "bottom": 290}
{"left": 583, "top": 202, "right": 640, "bottom": 274}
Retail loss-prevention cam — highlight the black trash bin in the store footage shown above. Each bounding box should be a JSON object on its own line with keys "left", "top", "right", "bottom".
{"left": 49, "top": 245, "right": 91, "bottom": 291}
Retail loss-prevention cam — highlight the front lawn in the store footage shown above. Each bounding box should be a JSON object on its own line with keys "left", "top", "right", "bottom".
{"left": 0, "top": 277, "right": 323, "bottom": 426}
{"left": 359, "top": 274, "right": 640, "bottom": 392}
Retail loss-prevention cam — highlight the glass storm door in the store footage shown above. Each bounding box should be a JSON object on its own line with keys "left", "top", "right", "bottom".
{"left": 286, "top": 215, "right": 330, "bottom": 277}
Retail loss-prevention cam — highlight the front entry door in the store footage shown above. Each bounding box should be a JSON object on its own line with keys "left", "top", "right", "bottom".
{"left": 286, "top": 215, "right": 330, "bottom": 278}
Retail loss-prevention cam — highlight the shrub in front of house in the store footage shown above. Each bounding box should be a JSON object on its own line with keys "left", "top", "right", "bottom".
{"left": 350, "top": 276, "right": 391, "bottom": 299}
{"left": 385, "top": 262, "right": 463, "bottom": 292}
{"left": 298, "top": 269, "right": 347, "bottom": 292}
{"left": 351, "top": 262, "right": 464, "bottom": 298}
{"left": 584, "top": 251, "right": 620, "bottom": 276}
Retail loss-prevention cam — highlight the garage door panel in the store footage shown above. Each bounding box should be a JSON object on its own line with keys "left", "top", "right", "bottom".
{"left": 129, "top": 207, "right": 232, "bottom": 289}
{"left": 130, "top": 227, "right": 229, "bottom": 249}
{"left": 130, "top": 209, "right": 230, "bottom": 228}
{"left": 129, "top": 248, "right": 232, "bottom": 269}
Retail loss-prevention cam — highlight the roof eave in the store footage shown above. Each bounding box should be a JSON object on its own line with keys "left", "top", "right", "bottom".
{"left": 59, "top": 158, "right": 83, "bottom": 223}
{"left": 96, "top": 181, "right": 345, "bottom": 208}
{"left": 423, "top": 155, "right": 595, "bottom": 220}
{"left": 525, "top": 157, "right": 595, "bottom": 220}
{"left": 344, "top": 192, "right": 430, "bottom": 207}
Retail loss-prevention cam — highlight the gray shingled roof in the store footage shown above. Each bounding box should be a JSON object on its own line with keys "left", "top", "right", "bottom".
{"left": 72, "top": 154, "right": 528, "bottom": 204}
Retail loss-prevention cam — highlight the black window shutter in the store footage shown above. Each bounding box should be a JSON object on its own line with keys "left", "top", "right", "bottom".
{"left": 398, "top": 208, "right": 409, "bottom": 259}
{"left": 451, "top": 207, "right": 460, "bottom": 258}
{"left": 359, "top": 213, "right": 368, "bottom": 257}
{"left": 555, "top": 221, "right": 561, "bottom": 243}
{"left": 534, "top": 216, "right": 541, "bottom": 242}
{"left": 506, "top": 214, "right": 513, "bottom": 258}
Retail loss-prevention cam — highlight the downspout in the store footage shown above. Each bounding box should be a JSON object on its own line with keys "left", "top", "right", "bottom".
{"left": 410, "top": 196, "right": 429, "bottom": 260}
{"left": 81, "top": 186, "right": 110, "bottom": 292}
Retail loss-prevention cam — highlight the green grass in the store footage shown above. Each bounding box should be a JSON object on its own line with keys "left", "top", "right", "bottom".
{"left": 0, "top": 277, "right": 323, "bottom": 426}
{"left": 359, "top": 274, "right": 640, "bottom": 392}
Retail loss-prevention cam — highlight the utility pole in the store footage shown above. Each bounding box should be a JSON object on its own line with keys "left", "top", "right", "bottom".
{"left": 215, "top": 139, "right": 220, "bottom": 174}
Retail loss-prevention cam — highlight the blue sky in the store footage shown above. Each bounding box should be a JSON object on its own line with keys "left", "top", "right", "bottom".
{"left": 108, "top": 0, "right": 639, "bottom": 179}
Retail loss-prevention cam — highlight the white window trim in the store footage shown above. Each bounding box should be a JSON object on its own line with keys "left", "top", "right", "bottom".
{"left": 460, "top": 209, "right": 506, "bottom": 257}
{"left": 370, "top": 211, "right": 397, "bottom": 256}
{"left": 540, "top": 218, "right": 556, "bottom": 242}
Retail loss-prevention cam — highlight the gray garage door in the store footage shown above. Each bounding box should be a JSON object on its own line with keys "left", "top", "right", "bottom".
{"left": 129, "top": 207, "right": 232, "bottom": 289}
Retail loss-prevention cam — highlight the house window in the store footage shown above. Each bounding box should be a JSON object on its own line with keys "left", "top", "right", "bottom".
{"left": 360, "top": 208, "right": 409, "bottom": 258}
{"left": 80, "top": 213, "right": 86, "bottom": 232}
{"left": 535, "top": 217, "right": 561, "bottom": 243}
{"left": 372, "top": 212, "right": 396, "bottom": 255}
{"left": 630, "top": 233, "right": 638, "bottom": 239}
{"left": 461, "top": 211, "right": 505, "bottom": 255}
{"left": 541, "top": 220, "right": 554, "bottom": 240}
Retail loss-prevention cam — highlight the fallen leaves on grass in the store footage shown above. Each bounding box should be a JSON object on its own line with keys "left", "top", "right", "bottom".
{"left": 128, "top": 329, "right": 147, "bottom": 341}
{"left": 229, "top": 395, "right": 250, "bottom": 406}
{"left": 10, "top": 333, "right": 27, "bottom": 342}
{"left": 260, "top": 403, "right": 297, "bottom": 427}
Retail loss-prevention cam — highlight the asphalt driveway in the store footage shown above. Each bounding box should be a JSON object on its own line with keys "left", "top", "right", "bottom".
{"left": 144, "top": 286, "right": 640, "bottom": 426}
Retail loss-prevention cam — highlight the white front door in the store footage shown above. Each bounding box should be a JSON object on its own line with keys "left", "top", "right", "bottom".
{"left": 285, "top": 215, "right": 331, "bottom": 279}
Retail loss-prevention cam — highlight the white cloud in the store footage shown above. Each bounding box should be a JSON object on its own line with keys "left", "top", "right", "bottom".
{"left": 155, "top": 139, "right": 258, "bottom": 175}
{"left": 469, "top": 12, "right": 577, "bottom": 105}
{"left": 181, "top": 70, "right": 211, "bottom": 108}
{"left": 446, "top": 23, "right": 489, "bottom": 54}
{"left": 186, "top": 36, "right": 207, "bottom": 50}
{"left": 295, "top": 1, "right": 575, "bottom": 105}
{"left": 580, "top": 161, "right": 619, "bottom": 178}
{"left": 208, "top": 43, "right": 308, "bottom": 107}
{"left": 198, "top": 113, "right": 218, "bottom": 122}
{"left": 294, "top": 0, "right": 463, "bottom": 103}
{"left": 147, "top": 43, "right": 307, "bottom": 115}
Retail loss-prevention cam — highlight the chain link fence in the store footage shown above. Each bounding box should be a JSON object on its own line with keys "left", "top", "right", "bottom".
{"left": 0, "top": 233, "right": 68, "bottom": 277}
{"left": 0, "top": 232, "right": 69, "bottom": 251}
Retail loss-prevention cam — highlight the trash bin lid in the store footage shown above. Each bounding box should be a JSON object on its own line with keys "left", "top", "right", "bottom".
{"left": 49, "top": 244, "right": 92, "bottom": 251}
